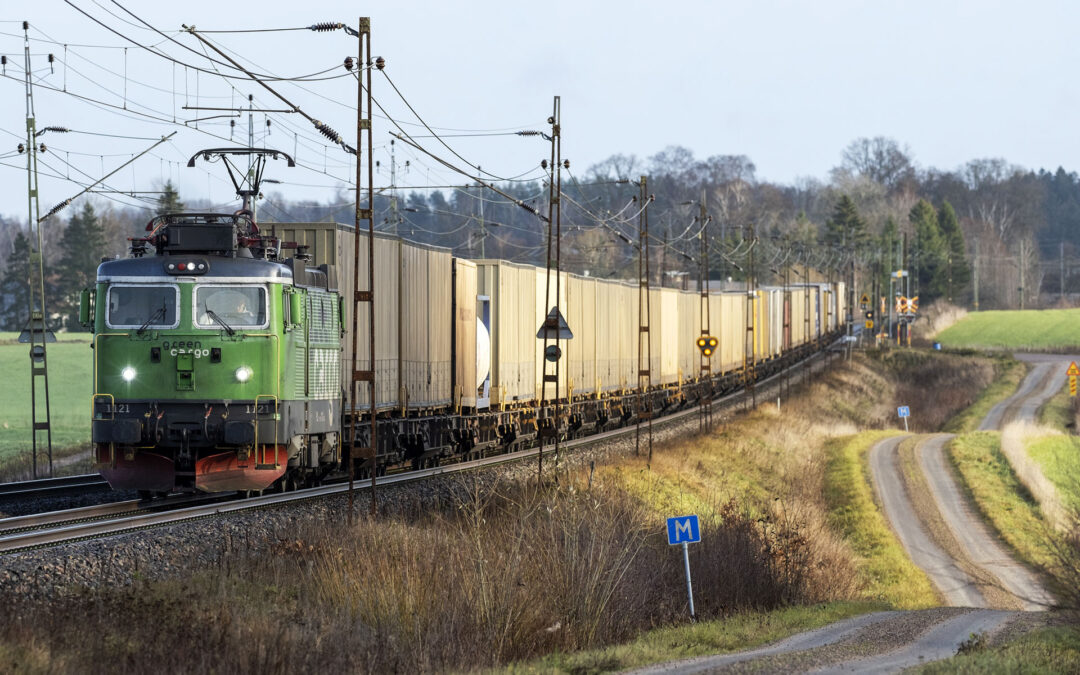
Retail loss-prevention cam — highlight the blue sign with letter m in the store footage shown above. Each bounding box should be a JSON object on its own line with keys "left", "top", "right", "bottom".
{"left": 666, "top": 515, "right": 701, "bottom": 545}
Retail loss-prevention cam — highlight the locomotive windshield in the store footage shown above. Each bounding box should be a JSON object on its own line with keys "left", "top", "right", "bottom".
{"left": 194, "top": 285, "right": 267, "bottom": 329}
{"left": 106, "top": 284, "right": 179, "bottom": 329}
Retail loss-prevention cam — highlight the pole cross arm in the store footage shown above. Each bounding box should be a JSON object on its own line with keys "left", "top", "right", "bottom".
{"left": 186, "top": 147, "right": 296, "bottom": 168}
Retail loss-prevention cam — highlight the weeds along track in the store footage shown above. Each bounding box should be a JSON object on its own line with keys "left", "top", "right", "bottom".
{"left": 1, "top": 347, "right": 839, "bottom": 556}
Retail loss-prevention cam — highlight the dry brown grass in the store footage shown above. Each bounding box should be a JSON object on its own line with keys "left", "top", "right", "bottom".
{"left": 916, "top": 301, "right": 969, "bottom": 341}
{"left": 0, "top": 477, "right": 851, "bottom": 673}
{"left": 869, "top": 349, "right": 995, "bottom": 432}
{"left": 0, "top": 351, "right": 1002, "bottom": 672}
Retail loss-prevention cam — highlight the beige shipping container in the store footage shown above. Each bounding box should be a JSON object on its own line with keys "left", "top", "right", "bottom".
{"left": 715, "top": 292, "right": 747, "bottom": 373}
{"left": 453, "top": 258, "right": 477, "bottom": 410}
{"left": 678, "top": 290, "right": 700, "bottom": 381}
{"left": 566, "top": 274, "right": 598, "bottom": 398}
{"left": 790, "top": 287, "right": 808, "bottom": 347}
{"left": 593, "top": 281, "right": 618, "bottom": 391}
{"left": 476, "top": 260, "right": 536, "bottom": 406}
{"left": 400, "top": 241, "right": 452, "bottom": 408}
{"left": 273, "top": 223, "right": 402, "bottom": 411}
{"left": 657, "top": 288, "right": 678, "bottom": 384}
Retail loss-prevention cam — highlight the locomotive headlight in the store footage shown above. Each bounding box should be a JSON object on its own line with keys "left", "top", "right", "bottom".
{"left": 235, "top": 366, "right": 253, "bottom": 383}
{"left": 121, "top": 366, "right": 137, "bottom": 382}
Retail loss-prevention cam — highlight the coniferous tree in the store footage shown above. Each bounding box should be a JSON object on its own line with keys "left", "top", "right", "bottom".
{"left": 157, "top": 180, "right": 185, "bottom": 214}
{"left": 824, "top": 195, "right": 868, "bottom": 252}
{"left": 936, "top": 200, "right": 970, "bottom": 302}
{"left": 0, "top": 232, "right": 32, "bottom": 331}
{"left": 55, "top": 202, "right": 106, "bottom": 330}
{"left": 909, "top": 199, "right": 946, "bottom": 298}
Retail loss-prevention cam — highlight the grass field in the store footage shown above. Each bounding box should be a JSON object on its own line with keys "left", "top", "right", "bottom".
{"left": 0, "top": 332, "right": 93, "bottom": 477}
{"left": 947, "top": 432, "right": 1056, "bottom": 570}
{"left": 935, "top": 309, "right": 1080, "bottom": 351}
{"left": 914, "top": 626, "right": 1080, "bottom": 674}
{"left": 1026, "top": 433, "right": 1080, "bottom": 512}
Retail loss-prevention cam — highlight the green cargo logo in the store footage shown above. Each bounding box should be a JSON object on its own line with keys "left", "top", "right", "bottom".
{"left": 161, "top": 340, "right": 209, "bottom": 358}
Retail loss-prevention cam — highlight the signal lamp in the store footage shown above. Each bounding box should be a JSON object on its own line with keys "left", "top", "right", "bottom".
{"left": 235, "top": 366, "right": 253, "bottom": 383}
{"left": 121, "top": 366, "right": 137, "bottom": 382}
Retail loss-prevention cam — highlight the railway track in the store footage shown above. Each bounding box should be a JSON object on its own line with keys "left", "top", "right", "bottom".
{"left": 0, "top": 473, "right": 110, "bottom": 502}
{"left": 0, "top": 345, "right": 838, "bottom": 555}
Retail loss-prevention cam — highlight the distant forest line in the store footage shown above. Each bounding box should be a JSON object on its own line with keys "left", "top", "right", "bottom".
{"left": 2, "top": 136, "right": 1079, "bottom": 330}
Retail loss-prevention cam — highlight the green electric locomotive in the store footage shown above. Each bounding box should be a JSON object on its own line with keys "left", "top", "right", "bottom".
{"left": 86, "top": 211, "right": 343, "bottom": 496}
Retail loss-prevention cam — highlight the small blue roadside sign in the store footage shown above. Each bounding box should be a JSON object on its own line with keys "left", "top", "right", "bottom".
{"left": 667, "top": 515, "right": 701, "bottom": 621}
{"left": 666, "top": 515, "right": 701, "bottom": 545}
{"left": 897, "top": 406, "right": 910, "bottom": 418}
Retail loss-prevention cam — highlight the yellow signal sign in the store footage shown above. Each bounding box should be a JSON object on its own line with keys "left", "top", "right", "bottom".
{"left": 859, "top": 293, "right": 870, "bottom": 307}
{"left": 696, "top": 335, "right": 718, "bottom": 358}
{"left": 1067, "top": 361, "right": 1080, "bottom": 377}
{"left": 865, "top": 320, "right": 874, "bottom": 330}
{"left": 908, "top": 295, "right": 919, "bottom": 313}
{"left": 896, "top": 296, "right": 908, "bottom": 312}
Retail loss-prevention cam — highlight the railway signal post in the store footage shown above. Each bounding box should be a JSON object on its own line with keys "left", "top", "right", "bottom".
{"left": 636, "top": 176, "right": 654, "bottom": 466}
{"left": 537, "top": 96, "right": 565, "bottom": 485}
{"left": 696, "top": 195, "right": 713, "bottom": 432}
{"left": 19, "top": 21, "right": 54, "bottom": 478}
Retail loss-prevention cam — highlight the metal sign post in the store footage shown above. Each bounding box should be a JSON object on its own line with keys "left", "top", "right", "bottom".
{"left": 666, "top": 514, "right": 701, "bottom": 621}
{"left": 898, "top": 405, "right": 911, "bottom": 432}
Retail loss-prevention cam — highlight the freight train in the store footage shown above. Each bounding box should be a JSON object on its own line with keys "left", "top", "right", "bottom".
{"left": 86, "top": 212, "right": 846, "bottom": 496}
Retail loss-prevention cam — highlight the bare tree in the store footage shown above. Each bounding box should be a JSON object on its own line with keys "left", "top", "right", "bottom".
{"left": 835, "top": 136, "right": 915, "bottom": 190}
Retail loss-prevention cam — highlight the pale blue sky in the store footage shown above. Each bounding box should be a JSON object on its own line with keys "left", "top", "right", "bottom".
{"left": 0, "top": 0, "right": 1076, "bottom": 221}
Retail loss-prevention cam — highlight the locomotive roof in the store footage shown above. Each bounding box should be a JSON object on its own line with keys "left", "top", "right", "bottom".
{"left": 97, "top": 254, "right": 292, "bottom": 282}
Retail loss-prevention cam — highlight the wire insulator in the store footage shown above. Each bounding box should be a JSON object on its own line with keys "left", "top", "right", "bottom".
{"left": 313, "top": 120, "right": 341, "bottom": 144}
{"left": 375, "top": 56, "right": 385, "bottom": 70}
{"left": 309, "top": 22, "right": 343, "bottom": 32}
{"left": 344, "top": 56, "right": 354, "bottom": 71}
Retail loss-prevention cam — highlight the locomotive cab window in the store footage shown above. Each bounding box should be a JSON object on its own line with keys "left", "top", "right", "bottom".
{"left": 105, "top": 284, "right": 180, "bottom": 329}
{"left": 194, "top": 285, "right": 268, "bottom": 329}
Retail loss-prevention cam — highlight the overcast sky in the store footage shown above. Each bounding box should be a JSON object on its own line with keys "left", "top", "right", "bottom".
{"left": 0, "top": 0, "right": 1077, "bottom": 223}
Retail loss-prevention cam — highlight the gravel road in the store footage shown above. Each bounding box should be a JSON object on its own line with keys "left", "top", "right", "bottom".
{"left": 869, "top": 435, "right": 984, "bottom": 607}
{"left": 917, "top": 433, "right": 1053, "bottom": 610}
{"left": 626, "top": 352, "right": 1068, "bottom": 673}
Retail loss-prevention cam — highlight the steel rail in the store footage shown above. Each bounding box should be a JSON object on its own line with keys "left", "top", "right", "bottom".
{"left": 0, "top": 473, "right": 110, "bottom": 500}
{"left": 0, "top": 341, "right": 841, "bottom": 555}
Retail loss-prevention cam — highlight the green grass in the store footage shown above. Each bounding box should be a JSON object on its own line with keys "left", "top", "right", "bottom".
{"left": 823, "top": 431, "right": 938, "bottom": 609}
{"left": 1027, "top": 434, "right": 1080, "bottom": 512}
{"left": 0, "top": 335, "right": 93, "bottom": 468}
{"left": 944, "top": 356, "right": 1026, "bottom": 433}
{"left": 498, "top": 601, "right": 885, "bottom": 674}
{"left": 947, "top": 432, "right": 1055, "bottom": 570}
{"left": 936, "top": 309, "right": 1080, "bottom": 351}
{"left": 913, "top": 626, "right": 1080, "bottom": 674}
{"left": 1038, "top": 382, "right": 1074, "bottom": 431}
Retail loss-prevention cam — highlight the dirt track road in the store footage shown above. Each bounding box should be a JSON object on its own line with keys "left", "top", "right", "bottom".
{"left": 627, "top": 354, "right": 1067, "bottom": 674}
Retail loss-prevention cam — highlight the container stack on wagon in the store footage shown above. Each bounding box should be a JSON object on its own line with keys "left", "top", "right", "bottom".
{"left": 273, "top": 222, "right": 846, "bottom": 422}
